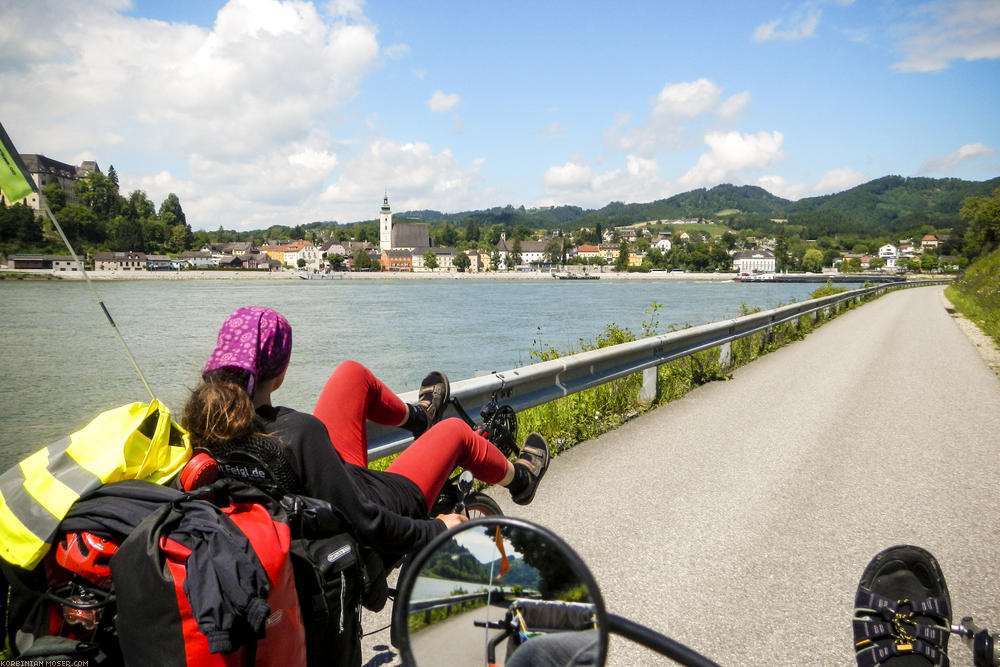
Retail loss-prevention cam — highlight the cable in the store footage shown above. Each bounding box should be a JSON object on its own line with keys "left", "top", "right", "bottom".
{"left": 42, "top": 199, "right": 156, "bottom": 401}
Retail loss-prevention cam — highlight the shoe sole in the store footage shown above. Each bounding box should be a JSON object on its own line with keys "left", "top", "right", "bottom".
{"left": 421, "top": 371, "right": 450, "bottom": 425}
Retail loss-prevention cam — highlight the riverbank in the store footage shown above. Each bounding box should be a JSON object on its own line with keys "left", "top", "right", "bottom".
{"left": 2, "top": 267, "right": 953, "bottom": 283}
{"left": 1, "top": 268, "right": 739, "bottom": 281}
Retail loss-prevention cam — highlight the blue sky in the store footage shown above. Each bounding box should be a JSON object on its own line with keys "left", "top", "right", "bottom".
{"left": 1, "top": 0, "right": 998, "bottom": 231}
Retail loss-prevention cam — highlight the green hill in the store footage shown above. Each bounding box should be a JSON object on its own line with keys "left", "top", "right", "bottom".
{"left": 387, "top": 176, "right": 999, "bottom": 239}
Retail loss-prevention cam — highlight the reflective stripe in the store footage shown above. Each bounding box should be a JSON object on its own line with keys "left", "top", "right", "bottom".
{"left": 47, "top": 437, "right": 104, "bottom": 496}
{"left": 0, "top": 496, "right": 46, "bottom": 565}
{"left": 19, "top": 439, "right": 100, "bottom": 521}
{"left": 0, "top": 438, "right": 103, "bottom": 567}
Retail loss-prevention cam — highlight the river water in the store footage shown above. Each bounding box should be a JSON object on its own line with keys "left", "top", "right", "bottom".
{"left": 0, "top": 278, "right": 839, "bottom": 468}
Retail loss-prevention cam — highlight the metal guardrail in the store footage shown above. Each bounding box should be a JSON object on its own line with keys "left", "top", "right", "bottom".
{"left": 367, "top": 279, "right": 949, "bottom": 459}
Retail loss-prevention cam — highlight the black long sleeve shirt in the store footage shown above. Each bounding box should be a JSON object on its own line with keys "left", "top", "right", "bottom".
{"left": 255, "top": 405, "right": 446, "bottom": 556}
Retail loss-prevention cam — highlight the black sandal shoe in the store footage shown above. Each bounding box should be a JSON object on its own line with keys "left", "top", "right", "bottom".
{"left": 509, "top": 433, "right": 550, "bottom": 506}
{"left": 853, "top": 545, "right": 952, "bottom": 667}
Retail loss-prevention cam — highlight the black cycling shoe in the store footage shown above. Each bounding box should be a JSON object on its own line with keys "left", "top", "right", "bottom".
{"left": 853, "top": 545, "right": 951, "bottom": 667}
{"left": 404, "top": 371, "right": 450, "bottom": 438}
{"left": 509, "top": 433, "right": 550, "bottom": 506}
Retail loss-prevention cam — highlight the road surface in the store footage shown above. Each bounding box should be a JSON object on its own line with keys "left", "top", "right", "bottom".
{"left": 364, "top": 285, "right": 1000, "bottom": 666}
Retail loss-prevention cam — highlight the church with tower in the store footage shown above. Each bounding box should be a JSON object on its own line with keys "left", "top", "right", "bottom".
{"left": 378, "top": 194, "right": 430, "bottom": 252}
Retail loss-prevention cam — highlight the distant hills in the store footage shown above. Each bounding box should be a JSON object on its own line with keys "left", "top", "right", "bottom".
{"left": 383, "top": 175, "right": 1000, "bottom": 239}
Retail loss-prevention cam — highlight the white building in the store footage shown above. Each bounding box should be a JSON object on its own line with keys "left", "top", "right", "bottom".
{"left": 379, "top": 194, "right": 392, "bottom": 251}
{"left": 732, "top": 249, "right": 776, "bottom": 274}
{"left": 654, "top": 238, "right": 672, "bottom": 252}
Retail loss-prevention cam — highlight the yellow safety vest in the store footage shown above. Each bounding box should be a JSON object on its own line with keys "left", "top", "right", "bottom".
{"left": 0, "top": 399, "right": 191, "bottom": 569}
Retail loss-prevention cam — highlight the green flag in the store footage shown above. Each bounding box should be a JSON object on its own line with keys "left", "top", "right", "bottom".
{"left": 0, "top": 121, "right": 36, "bottom": 204}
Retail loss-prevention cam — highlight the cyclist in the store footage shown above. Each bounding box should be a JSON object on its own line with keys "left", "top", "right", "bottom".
{"left": 182, "top": 306, "right": 550, "bottom": 559}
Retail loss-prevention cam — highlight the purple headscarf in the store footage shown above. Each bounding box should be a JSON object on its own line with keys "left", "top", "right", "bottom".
{"left": 203, "top": 307, "right": 292, "bottom": 397}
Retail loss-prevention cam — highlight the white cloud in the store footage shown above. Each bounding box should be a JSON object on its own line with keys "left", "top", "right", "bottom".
{"left": 604, "top": 79, "right": 749, "bottom": 156}
{"left": 756, "top": 167, "right": 867, "bottom": 200}
{"left": 427, "top": 90, "right": 461, "bottom": 113}
{"left": 716, "top": 92, "right": 751, "bottom": 120}
{"left": 652, "top": 79, "right": 721, "bottom": 118}
{"left": 384, "top": 43, "right": 410, "bottom": 60}
{"left": 753, "top": 10, "right": 821, "bottom": 42}
{"left": 757, "top": 175, "right": 809, "bottom": 200}
{"left": 0, "top": 0, "right": 381, "bottom": 230}
{"left": 544, "top": 159, "right": 594, "bottom": 189}
{"left": 540, "top": 122, "right": 567, "bottom": 138}
{"left": 815, "top": 167, "right": 866, "bottom": 193}
{"left": 918, "top": 142, "right": 996, "bottom": 173}
{"left": 542, "top": 155, "right": 668, "bottom": 208}
{"left": 680, "top": 131, "right": 785, "bottom": 188}
{"left": 892, "top": 0, "right": 1000, "bottom": 72}
{"left": 318, "top": 138, "right": 486, "bottom": 218}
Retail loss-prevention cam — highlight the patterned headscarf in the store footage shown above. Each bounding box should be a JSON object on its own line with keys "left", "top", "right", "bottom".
{"left": 203, "top": 307, "right": 292, "bottom": 397}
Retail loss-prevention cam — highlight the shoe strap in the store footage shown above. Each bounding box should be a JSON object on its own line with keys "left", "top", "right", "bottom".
{"left": 855, "top": 639, "right": 949, "bottom": 667}
{"left": 855, "top": 588, "right": 951, "bottom": 624}
{"left": 854, "top": 618, "right": 948, "bottom": 647}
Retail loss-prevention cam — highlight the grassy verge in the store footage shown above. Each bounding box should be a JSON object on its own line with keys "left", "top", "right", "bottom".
{"left": 945, "top": 248, "right": 1000, "bottom": 346}
{"left": 372, "top": 288, "right": 884, "bottom": 473}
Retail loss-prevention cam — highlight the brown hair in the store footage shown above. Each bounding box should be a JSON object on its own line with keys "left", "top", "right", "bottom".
{"left": 182, "top": 370, "right": 256, "bottom": 448}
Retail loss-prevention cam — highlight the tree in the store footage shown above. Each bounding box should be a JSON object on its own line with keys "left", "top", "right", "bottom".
{"left": 614, "top": 239, "right": 629, "bottom": 272}
{"left": 463, "top": 219, "right": 480, "bottom": 243}
{"left": 490, "top": 248, "right": 501, "bottom": 271}
{"left": 169, "top": 224, "right": 193, "bottom": 252}
{"left": 124, "top": 190, "right": 155, "bottom": 221}
{"left": 42, "top": 182, "right": 66, "bottom": 212}
{"left": 961, "top": 187, "right": 1000, "bottom": 258}
{"left": 158, "top": 193, "right": 186, "bottom": 227}
{"left": 327, "top": 253, "right": 345, "bottom": 270}
{"left": 109, "top": 215, "right": 144, "bottom": 251}
{"left": 0, "top": 202, "right": 42, "bottom": 244}
{"left": 435, "top": 222, "right": 458, "bottom": 247}
{"left": 297, "top": 258, "right": 306, "bottom": 269}
{"left": 75, "top": 172, "right": 121, "bottom": 219}
{"left": 801, "top": 248, "right": 824, "bottom": 273}
{"left": 508, "top": 239, "right": 522, "bottom": 269}
{"left": 453, "top": 251, "right": 471, "bottom": 272}
{"left": 773, "top": 235, "right": 790, "bottom": 272}
{"left": 353, "top": 248, "right": 376, "bottom": 271}
{"left": 423, "top": 250, "right": 439, "bottom": 270}
{"left": 544, "top": 239, "right": 562, "bottom": 264}
{"left": 57, "top": 203, "right": 99, "bottom": 246}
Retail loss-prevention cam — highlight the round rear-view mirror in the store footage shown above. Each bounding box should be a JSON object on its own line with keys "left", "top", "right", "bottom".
{"left": 392, "top": 517, "right": 609, "bottom": 666}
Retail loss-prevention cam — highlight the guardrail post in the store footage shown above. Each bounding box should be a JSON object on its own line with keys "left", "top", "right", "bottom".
{"left": 719, "top": 341, "right": 733, "bottom": 368}
{"left": 639, "top": 366, "right": 658, "bottom": 405}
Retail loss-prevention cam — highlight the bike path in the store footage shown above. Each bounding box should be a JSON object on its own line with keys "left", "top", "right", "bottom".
{"left": 364, "top": 285, "right": 1000, "bottom": 666}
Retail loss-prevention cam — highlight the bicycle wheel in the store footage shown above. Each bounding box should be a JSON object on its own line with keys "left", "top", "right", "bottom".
{"left": 464, "top": 491, "right": 503, "bottom": 519}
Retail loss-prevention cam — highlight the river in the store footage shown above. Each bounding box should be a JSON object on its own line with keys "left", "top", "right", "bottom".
{"left": 0, "top": 278, "right": 845, "bottom": 468}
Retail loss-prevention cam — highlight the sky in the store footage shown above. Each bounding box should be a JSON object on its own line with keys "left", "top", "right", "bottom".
{"left": 1, "top": 0, "right": 998, "bottom": 232}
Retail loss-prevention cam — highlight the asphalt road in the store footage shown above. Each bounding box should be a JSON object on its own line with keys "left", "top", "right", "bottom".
{"left": 364, "top": 285, "right": 1000, "bottom": 666}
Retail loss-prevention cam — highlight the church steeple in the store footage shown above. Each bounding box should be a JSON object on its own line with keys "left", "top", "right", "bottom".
{"left": 379, "top": 191, "right": 393, "bottom": 251}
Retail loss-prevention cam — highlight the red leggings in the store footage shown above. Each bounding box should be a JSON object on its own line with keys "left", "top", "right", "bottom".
{"left": 313, "top": 360, "right": 510, "bottom": 509}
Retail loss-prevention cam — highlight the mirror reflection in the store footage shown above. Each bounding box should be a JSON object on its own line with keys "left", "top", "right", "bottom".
{"left": 404, "top": 523, "right": 602, "bottom": 666}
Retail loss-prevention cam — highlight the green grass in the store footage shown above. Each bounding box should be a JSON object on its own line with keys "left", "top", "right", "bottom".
{"left": 945, "top": 248, "right": 1000, "bottom": 346}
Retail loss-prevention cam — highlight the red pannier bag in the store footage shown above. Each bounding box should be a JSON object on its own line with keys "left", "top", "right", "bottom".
{"left": 111, "top": 484, "right": 307, "bottom": 667}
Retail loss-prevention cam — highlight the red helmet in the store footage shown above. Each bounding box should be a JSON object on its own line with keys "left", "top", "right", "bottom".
{"left": 55, "top": 531, "right": 119, "bottom": 588}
